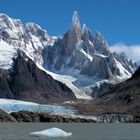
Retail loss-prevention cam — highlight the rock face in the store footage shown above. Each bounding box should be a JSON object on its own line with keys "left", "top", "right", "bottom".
{"left": 0, "top": 69, "right": 14, "bottom": 98}
{"left": 43, "top": 11, "right": 137, "bottom": 80}
{"left": 91, "top": 82, "right": 114, "bottom": 97}
{"left": 0, "top": 109, "right": 134, "bottom": 123}
{"left": 0, "top": 51, "right": 76, "bottom": 102}
{"left": 10, "top": 110, "right": 96, "bottom": 123}
{"left": 96, "top": 67, "right": 140, "bottom": 117}
{"left": 0, "top": 109, "right": 16, "bottom": 122}
{"left": 130, "top": 66, "right": 140, "bottom": 79}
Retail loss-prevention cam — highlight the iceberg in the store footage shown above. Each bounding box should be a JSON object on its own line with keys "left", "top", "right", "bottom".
{"left": 30, "top": 127, "right": 72, "bottom": 138}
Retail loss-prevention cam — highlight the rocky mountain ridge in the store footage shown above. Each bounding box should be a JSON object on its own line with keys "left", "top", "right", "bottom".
{"left": 43, "top": 11, "right": 136, "bottom": 80}
{"left": 0, "top": 51, "right": 76, "bottom": 102}
{"left": 0, "top": 11, "right": 137, "bottom": 100}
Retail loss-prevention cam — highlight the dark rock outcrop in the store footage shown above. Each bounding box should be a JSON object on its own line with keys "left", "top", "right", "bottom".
{"left": 11, "top": 110, "right": 40, "bottom": 122}
{"left": 0, "top": 69, "right": 14, "bottom": 98}
{"left": 96, "top": 67, "right": 140, "bottom": 117}
{"left": 10, "top": 110, "right": 96, "bottom": 123}
{"left": 0, "top": 109, "right": 134, "bottom": 123}
{"left": 91, "top": 82, "right": 114, "bottom": 97}
{"left": 130, "top": 66, "right": 140, "bottom": 79}
{"left": 81, "top": 55, "right": 113, "bottom": 79}
{"left": 0, "top": 52, "right": 76, "bottom": 102}
{"left": 0, "top": 109, "right": 16, "bottom": 122}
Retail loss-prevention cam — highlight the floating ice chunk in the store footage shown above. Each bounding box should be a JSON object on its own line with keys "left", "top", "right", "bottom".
{"left": 30, "top": 127, "right": 72, "bottom": 138}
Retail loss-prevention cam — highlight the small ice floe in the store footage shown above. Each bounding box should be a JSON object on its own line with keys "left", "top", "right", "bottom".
{"left": 30, "top": 127, "right": 72, "bottom": 138}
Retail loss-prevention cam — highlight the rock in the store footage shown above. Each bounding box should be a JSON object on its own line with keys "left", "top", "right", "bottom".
{"left": 0, "top": 69, "right": 14, "bottom": 98}
{"left": 130, "top": 66, "right": 140, "bottom": 79}
{"left": 94, "top": 32, "right": 111, "bottom": 56}
{"left": 81, "top": 54, "right": 113, "bottom": 78}
{"left": 10, "top": 110, "right": 96, "bottom": 123}
{"left": 11, "top": 110, "right": 40, "bottom": 122}
{"left": 0, "top": 109, "right": 16, "bottom": 122}
{"left": 91, "top": 82, "right": 114, "bottom": 97}
{"left": 0, "top": 51, "right": 76, "bottom": 102}
{"left": 43, "top": 11, "right": 137, "bottom": 81}
{"left": 95, "top": 67, "right": 140, "bottom": 117}
{"left": 10, "top": 52, "right": 76, "bottom": 102}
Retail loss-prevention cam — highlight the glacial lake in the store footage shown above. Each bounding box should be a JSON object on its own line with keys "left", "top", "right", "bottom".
{"left": 0, "top": 123, "right": 140, "bottom": 140}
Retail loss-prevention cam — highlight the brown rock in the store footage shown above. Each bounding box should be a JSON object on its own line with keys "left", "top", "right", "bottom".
{"left": 0, "top": 109, "right": 16, "bottom": 122}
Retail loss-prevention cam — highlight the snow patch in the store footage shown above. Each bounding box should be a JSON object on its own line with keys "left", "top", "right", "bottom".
{"left": 0, "top": 39, "right": 17, "bottom": 69}
{"left": 114, "top": 58, "right": 131, "bottom": 79}
{"left": 80, "top": 49, "right": 93, "bottom": 61}
{"left": 38, "top": 64, "right": 107, "bottom": 100}
{"left": 76, "top": 41, "right": 93, "bottom": 62}
{"left": 30, "top": 34, "right": 43, "bottom": 50}
{"left": 95, "top": 53, "right": 108, "bottom": 58}
{"left": 37, "top": 65, "right": 91, "bottom": 99}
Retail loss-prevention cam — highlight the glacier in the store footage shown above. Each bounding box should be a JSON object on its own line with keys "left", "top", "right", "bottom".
{"left": 0, "top": 99, "right": 76, "bottom": 115}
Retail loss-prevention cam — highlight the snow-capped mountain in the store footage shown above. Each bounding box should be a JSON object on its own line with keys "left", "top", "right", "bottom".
{"left": 0, "top": 13, "right": 76, "bottom": 101}
{"left": 0, "top": 13, "right": 57, "bottom": 66}
{"left": 0, "top": 12, "right": 137, "bottom": 101}
{"left": 43, "top": 12, "right": 136, "bottom": 79}
{"left": 42, "top": 11, "right": 137, "bottom": 98}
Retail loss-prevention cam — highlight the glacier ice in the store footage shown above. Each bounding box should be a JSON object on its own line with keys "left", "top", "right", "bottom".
{"left": 0, "top": 99, "right": 76, "bottom": 115}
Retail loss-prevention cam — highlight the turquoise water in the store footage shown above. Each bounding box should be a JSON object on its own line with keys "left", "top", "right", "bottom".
{"left": 0, "top": 123, "right": 140, "bottom": 140}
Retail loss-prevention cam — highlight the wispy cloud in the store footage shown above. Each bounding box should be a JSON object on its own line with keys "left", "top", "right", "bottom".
{"left": 110, "top": 43, "right": 140, "bottom": 62}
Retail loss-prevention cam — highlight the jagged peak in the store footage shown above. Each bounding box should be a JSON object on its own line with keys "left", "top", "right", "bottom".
{"left": 0, "top": 13, "right": 21, "bottom": 23}
{"left": 96, "top": 31, "right": 103, "bottom": 37}
{"left": 81, "top": 24, "right": 88, "bottom": 34}
{"left": 81, "top": 24, "right": 91, "bottom": 42}
{"left": 119, "top": 52, "right": 127, "bottom": 59}
{"left": 71, "top": 11, "right": 81, "bottom": 30}
{"left": 25, "top": 22, "right": 49, "bottom": 35}
{"left": 25, "top": 22, "right": 42, "bottom": 30}
{"left": 0, "top": 13, "right": 10, "bottom": 18}
{"left": 95, "top": 31, "right": 106, "bottom": 43}
{"left": 0, "top": 13, "right": 21, "bottom": 31}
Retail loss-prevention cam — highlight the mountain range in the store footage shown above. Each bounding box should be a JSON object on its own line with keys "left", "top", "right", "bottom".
{"left": 0, "top": 11, "right": 137, "bottom": 102}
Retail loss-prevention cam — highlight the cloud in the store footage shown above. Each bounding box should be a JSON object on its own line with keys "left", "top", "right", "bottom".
{"left": 110, "top": 43, "right": 140, "bottom": 63}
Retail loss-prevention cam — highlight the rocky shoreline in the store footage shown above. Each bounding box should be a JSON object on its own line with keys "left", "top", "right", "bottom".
{"left": 0, "top": 109, "right": 139, "bottom": 123}
{"left": 0, "top": 109, "right": 96, "bottom": 123}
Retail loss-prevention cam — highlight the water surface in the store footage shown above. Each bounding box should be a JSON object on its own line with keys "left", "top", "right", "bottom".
{"left": 0, "top": 123, "right": 140, "bottom": 140}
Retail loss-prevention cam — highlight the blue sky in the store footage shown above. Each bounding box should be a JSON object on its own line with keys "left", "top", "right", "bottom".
{"left": 0, "top": 0, "right": 140, "bottom": 46}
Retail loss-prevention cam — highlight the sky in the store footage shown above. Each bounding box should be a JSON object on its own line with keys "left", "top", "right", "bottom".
{"left": 0, "top": 0, "right": 140, "bottom": 61}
